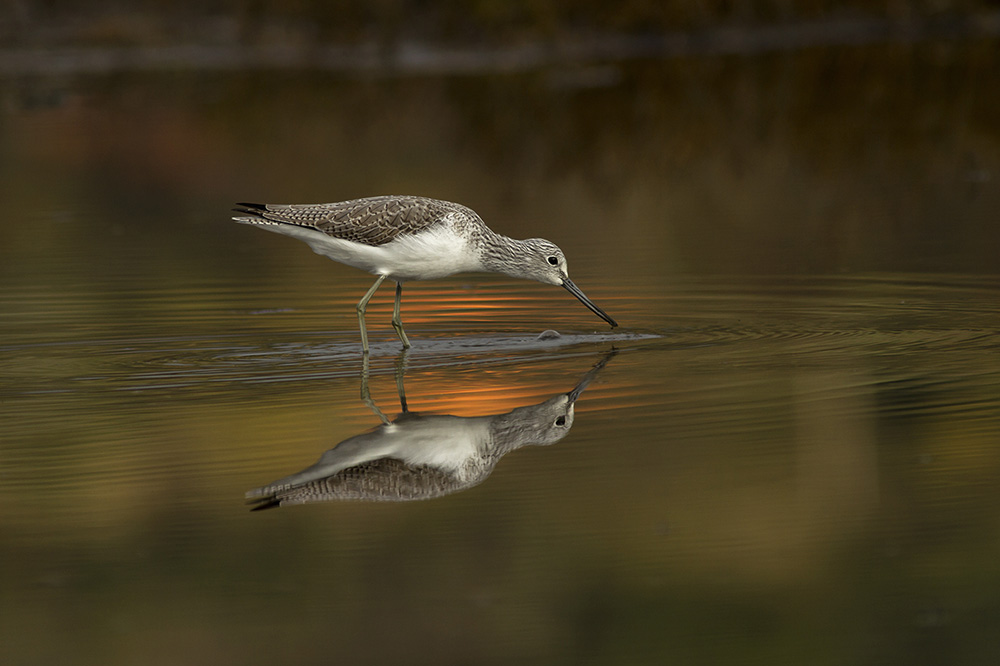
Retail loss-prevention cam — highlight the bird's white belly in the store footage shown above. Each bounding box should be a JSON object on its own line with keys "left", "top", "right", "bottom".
{"left": 383, "top": 417, "right": 490, "bottom": 471}
{"left": 266, "top": 224, "right": 482, "bottom": 282}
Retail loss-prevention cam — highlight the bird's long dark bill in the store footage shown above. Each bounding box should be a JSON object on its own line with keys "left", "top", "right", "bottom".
{"left": 562, "top": 278, "right": 618, "bottom": 328}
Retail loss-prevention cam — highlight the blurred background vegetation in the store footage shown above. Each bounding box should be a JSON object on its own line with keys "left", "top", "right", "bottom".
{"left": 4, "top": 0, "right": 1000, "bottom": 46}
{"left": 2, "top": 0, "right": 999, "bottom": 277}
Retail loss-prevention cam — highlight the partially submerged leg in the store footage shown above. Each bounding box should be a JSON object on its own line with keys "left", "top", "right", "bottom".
{"left": 394, "top": 348, "right": 410, "bottom": 414}
{"left": 357, "top": 274, "right": 387, "bottom": 355}
{"left": 360, "top": 353, "right": 390, "bottom": 425}
{"left": 391, "top": 281, "right": 411, "bottom": 349}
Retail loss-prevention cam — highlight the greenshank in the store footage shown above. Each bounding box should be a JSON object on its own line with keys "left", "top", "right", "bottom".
{"left": 233, "top": 195, "right": 617, "bottom": 352}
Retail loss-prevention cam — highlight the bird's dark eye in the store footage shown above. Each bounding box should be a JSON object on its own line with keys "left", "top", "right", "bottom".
{"left": 547, "top": 256, "right": 559, "bottom": 266}
{"left": 555, "top": 416, "right": 566, "bottom": 426}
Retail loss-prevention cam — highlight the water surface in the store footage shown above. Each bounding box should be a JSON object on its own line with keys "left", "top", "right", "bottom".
{"left": 3, "top": 268, "right": 999, "bottom": 664}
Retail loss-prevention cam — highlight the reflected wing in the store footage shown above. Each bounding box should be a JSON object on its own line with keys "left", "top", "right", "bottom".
{"left": 233, "top": 196, "right": 466, "bottom": 247}
{"left": 247, "top": 457, "right": 478, "bottom": 509}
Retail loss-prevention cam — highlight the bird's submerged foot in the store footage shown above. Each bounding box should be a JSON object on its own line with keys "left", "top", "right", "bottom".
{"left": 392, "top": 281, "right": 411, "bottom": 349}
{"left": 392, "top": 321, "right": 411, "bottom": 349}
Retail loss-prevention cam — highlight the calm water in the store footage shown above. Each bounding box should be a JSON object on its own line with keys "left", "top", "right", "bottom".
{"left": 3, "top": 39, "right": 1000, "bottom": 665}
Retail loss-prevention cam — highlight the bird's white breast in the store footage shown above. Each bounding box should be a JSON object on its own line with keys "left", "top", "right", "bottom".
{"left": 373, "top": 223, "right": 483, "bottom": 281}
{"left": 258, "top": 216, "right": 483, "bottom": 282}
{"left": 382, "top": 416, "right": 491, "bottom": 471}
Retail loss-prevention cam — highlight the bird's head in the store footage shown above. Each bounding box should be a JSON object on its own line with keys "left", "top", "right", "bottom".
{"left": 519, "top": 238, "right": 618, "bottom": 328}
{"left": 519, "top": 238, "right": 569, "bottom": 286}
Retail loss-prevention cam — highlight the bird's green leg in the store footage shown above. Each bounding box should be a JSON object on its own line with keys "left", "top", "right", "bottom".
{"left": 391, "top": 281, "right": 411, "bottom": 349}
{"left": 357, "top": 274, "right": 387, "bottom": 355}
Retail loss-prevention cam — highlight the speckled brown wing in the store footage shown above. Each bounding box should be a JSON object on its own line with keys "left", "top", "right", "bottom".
{"left": 247, "top": 457, "right": 474, "bottom": 509}
{"left": 233, "top": 196, "right": 462, "bottom": 247}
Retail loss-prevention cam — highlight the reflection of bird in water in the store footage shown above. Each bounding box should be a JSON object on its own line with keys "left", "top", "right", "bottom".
{"left": 246, "top": 353, "right": 613, "bottom": 509}
{"left": 232, "top": 195, "right": 617, "bottom": 354}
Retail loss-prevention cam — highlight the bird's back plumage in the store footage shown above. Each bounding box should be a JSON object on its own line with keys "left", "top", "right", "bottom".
{"left": 233, "top": 195, "right": 483, "bottom": 247}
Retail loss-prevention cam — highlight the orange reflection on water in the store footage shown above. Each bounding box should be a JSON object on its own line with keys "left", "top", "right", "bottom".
{"left": 341, "top": 282, "right": 589, "bottom": 327}
{"left": 370, "top": 368, "right": 580, "bottom": 417}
